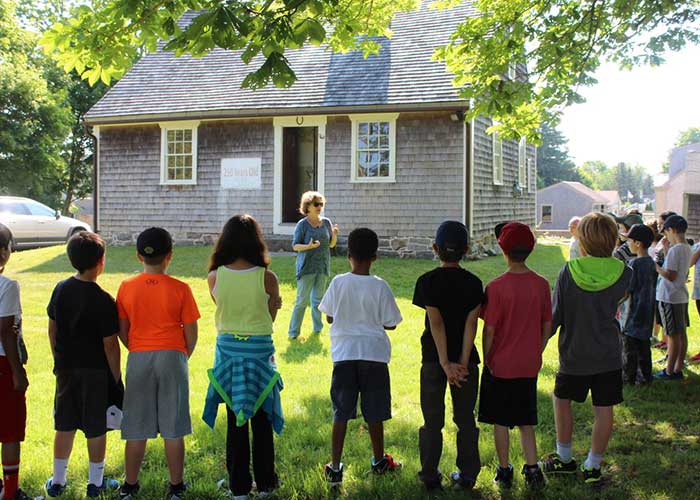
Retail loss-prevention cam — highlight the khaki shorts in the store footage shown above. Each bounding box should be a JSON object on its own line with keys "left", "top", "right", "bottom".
{"left": 121, "top": 350, "right": 191, "bottom": 440}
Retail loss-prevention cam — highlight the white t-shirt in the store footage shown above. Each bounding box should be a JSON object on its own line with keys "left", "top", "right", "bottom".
{"left": 656, "top": 243, "right": 692, "bottom": 304}
{"left": 318, "top": 272, "right": 403, "bottom": 363}
{"left": 569, "top": 239, "right": 582, "bottom": 260}
{"left": 0, "top": 274, "right": 22, "bottom": 357}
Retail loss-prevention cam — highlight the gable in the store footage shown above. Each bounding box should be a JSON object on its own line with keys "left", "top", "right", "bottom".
{"left": 86, "top": 3, "right": 477, "bottom": 124}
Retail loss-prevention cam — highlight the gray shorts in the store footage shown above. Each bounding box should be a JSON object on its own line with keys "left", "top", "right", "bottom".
{"left": 121, "top": 350, "right": 192, "bottom": 440}
{"left": 658, "top": 301, "right": 688, "bottom": 337}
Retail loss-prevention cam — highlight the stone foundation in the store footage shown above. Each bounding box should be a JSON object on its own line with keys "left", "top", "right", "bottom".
{"left": 102, "top": 231, "right": 501, "bottom": 260}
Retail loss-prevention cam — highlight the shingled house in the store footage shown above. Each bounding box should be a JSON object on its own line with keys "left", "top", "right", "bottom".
{"left": 85, "top": 4, "right": 536, "bottom": 257}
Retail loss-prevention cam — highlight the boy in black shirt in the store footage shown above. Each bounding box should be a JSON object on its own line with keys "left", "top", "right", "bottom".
{"left": 413, "top": 221, "right": 483, "bottom": 491}
{"left": 45, "top": 232, "right": 122, "bottom": 498}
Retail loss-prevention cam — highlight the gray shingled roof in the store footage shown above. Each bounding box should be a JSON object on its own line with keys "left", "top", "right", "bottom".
{"left": 86, "top": 3, "right": 476, "bottom": 124}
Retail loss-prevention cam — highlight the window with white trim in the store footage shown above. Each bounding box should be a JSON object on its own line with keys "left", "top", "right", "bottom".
{"left": 350, "top": 113, "right": 398, "bottom": 182}
{"left": 541, "top": 204, "right": 553, "bottom": 223}
{"left": 160, "top": 122, "right": 199, "bottom": 185}
{"left": 528, "top": 148, "right": 536, "bottom": 193}
{"left": 492, "top": 128, "right": 503, "bottom": 185}
{"left": 518, "top": 137, "right": 527, "bottom": 188}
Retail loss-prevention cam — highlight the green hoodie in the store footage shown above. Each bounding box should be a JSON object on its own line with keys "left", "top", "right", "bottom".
{"left": 567, "top": 256, "right": 625, "bottom": 292}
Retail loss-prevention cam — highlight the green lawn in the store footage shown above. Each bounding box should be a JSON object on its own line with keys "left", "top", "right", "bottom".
{"left": 5, "top": 244, "right": 700, "bottom": 500}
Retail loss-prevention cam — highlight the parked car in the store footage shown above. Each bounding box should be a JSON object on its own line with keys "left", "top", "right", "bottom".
{"left": 0, "top": 196, "right": 92, "bottom": 250}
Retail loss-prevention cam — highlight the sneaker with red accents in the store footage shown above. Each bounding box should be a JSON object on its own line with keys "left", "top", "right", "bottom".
{"left": 371, "top": 453, "right": 402, "bottom": 474}
{"left": 689, "top": 353, "right": 700, "bottom": 363}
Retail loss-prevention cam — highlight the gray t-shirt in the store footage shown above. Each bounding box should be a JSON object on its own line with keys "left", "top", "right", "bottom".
{"left": 656, "top": 243, "right": 691, "bottom": 304}
{"left": 552, "top": 264, "right": 632, "bottom": 376}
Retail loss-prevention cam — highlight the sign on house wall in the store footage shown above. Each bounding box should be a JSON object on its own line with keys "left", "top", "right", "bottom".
{"left": 221, "top": 158, "right": 262, "bottom": 190}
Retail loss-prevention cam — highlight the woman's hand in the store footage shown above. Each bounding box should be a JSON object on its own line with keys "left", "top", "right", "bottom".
{"left": 332, "top": 224, "right": 339, "bottom": 237}
{"left": 308, "top": 240, "right": 321, "bottom": 250}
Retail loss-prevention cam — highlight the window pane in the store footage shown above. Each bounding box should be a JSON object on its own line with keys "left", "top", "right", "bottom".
{"left": 176, "top": 130, "right": 183, "bottom": 142}
{"left": 168, "top": 156, "right": 176, "bottom": 168}
{"left": 359, "top": 122, "right": 369, "bottom": 135}
{"left": 184, "top": 142, "right": 192, "bottom": 154}
{"left": 183, "top": 156, "right": 192, "bottom": 167}
{"left": 380, "top": 122, "right": 390, "bottom": 135}
{"left": 380, "top": 136, "right": 389, "bottom": 148}
{"left": 369, "top": 122, "right": 379, "bottom": 135}
{"left": 369, "top": 136, "right": 378, "bottom": 148}
{"left": 183, "top": 168, "right": 193, "bottom": 180}
{"left": 184, "top": 129, "right": 192, "bottom": 141}
{"left": 168, "top": 130, "right": 175, "bottom": 141}
{"left": 379, "top": 164, "right": 389, "bottom": 177}
{"left": 168, "top": 168, "right": 175, "bottom": 180}
{"left": 175, "top": 142, "right": 183, "bottom": 154}
{"left": 380, "top": 150, "right": 390, "bottom": 163}
{"left": 358, "top": 136, "right": 368, "bottom": 149}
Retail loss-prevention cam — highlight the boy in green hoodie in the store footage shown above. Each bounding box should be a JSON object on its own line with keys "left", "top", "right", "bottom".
{"left": 541, "top": 212, "right": 632, "bottom": 484}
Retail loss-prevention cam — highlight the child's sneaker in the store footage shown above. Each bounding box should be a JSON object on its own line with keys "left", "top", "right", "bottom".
{"left": 371, "top": 454, "right": 402, "bottom": 474}
{"left": 118, "top": 482, "right": 140, "bottom": 500}
{"left": 86, "top": 478, "right": 119, "bottom": 498}
{"left": 522, "top": 464, "right": 545, "bottom": 490}
{"left": 324, "top": 463, "right": 344, "bottom": 486}
{"left": 6, "top": 489, "right": 45, "bottom": 500}
{"left": 449, "top": 471, "right": 475, "bottom": 490}
{"left": 168, "top": 482, "right": 188, "bottom": 500}
{"left": 44, "top": 477, "right": 66, "bottom": 497}
{"left": 540, "top": 454, "right": 577, "bottom": 474}
{"left": 654, "top": 369, "right": 677, "bottom": 380}
{"left": 689, "top": 352, "right": 700, "bottom": 363}
{"left": 493, "top": 464, "right": 513, "bottom": 488}
{"left": 580, "top": 464, "right": 602, "bottom": 483}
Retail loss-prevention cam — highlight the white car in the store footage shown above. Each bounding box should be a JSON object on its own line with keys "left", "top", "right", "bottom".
{"left": 0, "top": 196, "right": 92, "bottom": 250}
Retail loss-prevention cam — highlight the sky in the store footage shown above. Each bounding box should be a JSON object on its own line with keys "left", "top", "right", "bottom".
{"left": 558, "top": 44, "right": 700, "bottom": 175}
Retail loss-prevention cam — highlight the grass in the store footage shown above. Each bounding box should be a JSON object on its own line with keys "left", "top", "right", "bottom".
{"left": 5, "top": 243, "right": 700, "bottom": 500}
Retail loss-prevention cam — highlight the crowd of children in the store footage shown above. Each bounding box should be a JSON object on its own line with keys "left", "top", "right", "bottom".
{"left": 0, "top": 196, "right": 697, "bottom": 499}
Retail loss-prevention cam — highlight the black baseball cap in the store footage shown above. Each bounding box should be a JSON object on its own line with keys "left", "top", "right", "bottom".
{"left": 610, "top": 213, "right": 644, "bottom": 230}
{"left": 435, "top": 220, "right": 469, "bottom": 250}
{"left": 662, "top": 215, "right": 688, "bottom": 233}
{"left": 136, "top": 227, "right": 173, "bottom": 257}
{"left": 626, "top": 224, "right": 654, "bottom": 247}
{"left": 494, "top": 222, "right": 510, "bottom": 239}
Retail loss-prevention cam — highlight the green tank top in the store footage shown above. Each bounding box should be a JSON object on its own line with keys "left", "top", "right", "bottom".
{"left": 214, "top": 266, "right": 273, "bottom": 335}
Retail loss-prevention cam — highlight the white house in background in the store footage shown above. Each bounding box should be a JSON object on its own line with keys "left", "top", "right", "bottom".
{"left": 537, "top": 181, "right": 623, "bottom": 230}
{"left": 655, "top": 142, "right": 700, "bottom": 239}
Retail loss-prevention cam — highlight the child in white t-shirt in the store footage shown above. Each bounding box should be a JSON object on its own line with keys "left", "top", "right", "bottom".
{"left": 318, "top": 227, "right": 403, "bottom": 487}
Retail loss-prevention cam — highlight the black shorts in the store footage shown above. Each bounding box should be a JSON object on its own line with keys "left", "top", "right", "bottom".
{"left": 330, "top": 361, "right": 391, "bottom": 424}
{"left": 658, "top": 301, "right": 689, "bottom": 336}
{"left": 54, "top": 369, "right": 109, "bottom": 438}
{"left": 554, "top": 369, "right": 623, "bottom": 407}
{"left": 478, "top": 368, "right": 537, "bottom": 428}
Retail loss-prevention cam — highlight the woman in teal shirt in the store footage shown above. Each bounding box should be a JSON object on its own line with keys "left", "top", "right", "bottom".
{"left": 288, "top": 191, "right": 338, "bottom": 339}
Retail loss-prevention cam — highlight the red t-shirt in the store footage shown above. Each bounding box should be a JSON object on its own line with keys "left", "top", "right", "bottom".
{"left": 117, "top": 273, "right": 200, "bottom": 355}
{"left": 482, "top": 271, "right": 552, "bottom": 378}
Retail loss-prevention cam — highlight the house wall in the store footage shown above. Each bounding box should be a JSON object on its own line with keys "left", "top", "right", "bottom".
{"left": 536, "top": 185, "right": 595, "bottom": 230}
{"left": 470, "top": 116, "right": 537, "bottom": 251}
{"left": 97, "top": 112, "right": 535, "bottom": 257}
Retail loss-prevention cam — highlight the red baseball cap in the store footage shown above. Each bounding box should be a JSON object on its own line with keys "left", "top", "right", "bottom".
{"left": 498, "top": 222, "right": 535, "bottom": 254}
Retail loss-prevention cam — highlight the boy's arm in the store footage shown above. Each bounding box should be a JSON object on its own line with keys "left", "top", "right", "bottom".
{"left": 1, "top": 315, "right": 28, "bottom": 391}
{"left": 103, "top": 334, "right": 121, "bottom": 382}
{"left": 264, "top": 270, "right": 281, "bottom": 321}
{"left": 691, "top": 247, "right": 700, "bottom": 267}
{"left": 118, "top": 318, "right": 130, "bottom": 348}
{"left": 426, "top": 306, "right": 468, "bottom": 386}
{"left": 48, "top": 317, "right": 57, "bottom": 357}
{"left": 540, "top": 321, "right": 553, "bottom": 353}
{"left": 656, "top": 265, "right": 678, "bottom": 282}
{"left": 481, "top": 323, "right": 494, "bottom": 361}
{"left": 184, "top": 321, "right": 198, "bottom": 357}
{"left": 459, "top": 305, "right": 480, "bottom": 368}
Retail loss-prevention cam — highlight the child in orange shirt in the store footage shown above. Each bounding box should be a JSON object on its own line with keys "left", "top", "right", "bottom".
{"left": 116, "top": 228, "right": 200, "bottom": 500}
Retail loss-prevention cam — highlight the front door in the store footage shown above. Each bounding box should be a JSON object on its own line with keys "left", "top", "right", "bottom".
{"left": 282, "top": 127, "right": 318, "bottom": 223}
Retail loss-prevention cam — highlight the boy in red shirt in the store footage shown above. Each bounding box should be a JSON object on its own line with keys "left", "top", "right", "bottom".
{"left": 478, "top": 222, "right": 552, "bottom": 490}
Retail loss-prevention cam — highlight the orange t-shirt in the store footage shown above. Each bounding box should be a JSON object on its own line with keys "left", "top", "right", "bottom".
{"left": 116, "top": 273, "right": 200, "bottom": 355}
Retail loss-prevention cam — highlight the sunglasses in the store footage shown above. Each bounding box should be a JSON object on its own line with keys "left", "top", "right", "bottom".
{"left": 313, "top": 202, "right": 324, "bottom": 207}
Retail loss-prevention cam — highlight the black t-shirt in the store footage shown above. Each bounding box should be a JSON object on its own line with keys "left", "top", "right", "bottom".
{"left": 412, "top": 267, "right": 484, "bottom": 364}
{"left": 47, "top": 277, "right": 119, "bottom": 371}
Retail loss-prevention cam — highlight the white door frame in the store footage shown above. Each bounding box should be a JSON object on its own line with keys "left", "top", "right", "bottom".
{"left": 272, "top": 116, "right": 327, "bottom": 235}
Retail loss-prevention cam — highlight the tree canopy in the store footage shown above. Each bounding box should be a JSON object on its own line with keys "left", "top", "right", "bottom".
{"left": 41, "top": 0, "right": 700, "bottom": 141}
{"left": 536, "top": 123, "right": 578, "bottom": 188}
{"left": 675, "top": 126, "right": 700, "bottom": 147}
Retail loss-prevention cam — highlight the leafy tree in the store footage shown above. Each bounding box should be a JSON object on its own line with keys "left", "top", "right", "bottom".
{"left": 536, "top": 124, "right": 578, "bottom": 188}
{"left": 0, "top": 0, "right": 71, "bottom": 208}
{"left": 674, "top": 126, "right": 700, "bottom": 147}
{"left": 578, "top": 160, "right": 653, "bottom": 202}
{"left": 41, "top": 0, "right": 700, "bottom": 141}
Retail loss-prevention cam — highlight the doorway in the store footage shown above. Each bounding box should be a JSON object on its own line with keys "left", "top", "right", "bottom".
{"left": 282, "top": 127, "right": 318, "bottom": 223}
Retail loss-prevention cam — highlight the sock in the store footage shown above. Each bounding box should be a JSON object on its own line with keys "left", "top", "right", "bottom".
{"left": 2, "top": 460, "right": 19, "bottom": 499}
{"left": 584, "top": 451, "right": 603, "bottom": 470}
{"left": 556, "top": 441, "right": 573, "bottom": 463}
{"left": 88, "top": 461, "right": 105, "bottom": 487}
{"left": 52, "top": 458, "right": 69, "bottom": 486}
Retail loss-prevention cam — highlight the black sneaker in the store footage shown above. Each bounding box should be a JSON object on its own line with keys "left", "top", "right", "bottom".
{"left": 7, "top": 489, "right": 45, "bottom": 500}
{"left": 522, "top": 464, "right": 545, "bottom": 490}
{"left": 449, "top": 471, "right": 475, "bottom": 490}
{"left": 118, "top": 482, "right": 140, "bottom": 500}
{"left": 371, "top": 453, "right": 402, "bottom": 474}
{"left": 540, "top": 454, "right": 577, "bottom": 474}
{"left": 580, "top": 464, "right": 602, "bottom": 483}
{"left": 86, "top": 478, "right": 119, "bottom": 498}
{"left": 493, "top": 464, "right": 513, "bottom": 488}
{"left": 168, "top": 482, "right": 188, "bottom": 500}
{"left": 324, "top": 463, "right": 344, "bottom": 486}
{"left": 418, "top": 471, "right": 442, "bottom": 491}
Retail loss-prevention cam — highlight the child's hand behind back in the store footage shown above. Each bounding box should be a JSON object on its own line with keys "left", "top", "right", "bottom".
{"left": 442, "top": 362, "right": 468, "bottom": 387}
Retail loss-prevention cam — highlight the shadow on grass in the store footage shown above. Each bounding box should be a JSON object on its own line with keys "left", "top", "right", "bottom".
{"left": 280, "top": 333, "right": 327, "bottom": 364}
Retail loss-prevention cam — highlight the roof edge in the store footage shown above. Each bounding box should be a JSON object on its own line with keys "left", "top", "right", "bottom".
{"left": 85, "top": 101, "right": 469, "bottom": 126}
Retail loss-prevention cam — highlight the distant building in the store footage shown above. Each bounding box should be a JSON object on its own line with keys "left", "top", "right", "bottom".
{"left": 655, "top": 142, "right": 700, "bottom": 239}
{"left": 537, "top": 181, "right": 622, "bottom": 230}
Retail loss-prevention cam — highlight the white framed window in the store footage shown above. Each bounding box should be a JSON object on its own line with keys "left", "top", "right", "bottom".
{"left": 541, "top": 204, "right": 553, "bottom": 223}
{"left": 350, "top": 113, "right": 398, "bottom": 183}
{"left": 160, "top": 121, "right": 200, "bottom": 185}
{"left": 518, "top": 137, "right": 527, "bottom": 188}
{"left": 492, "top": 126, "right": 504, "bottom": 185}
{"left": 528, "top": 146, "right": 536, "bottom": 193}
{"left": 592, "top": 203, "right": 606, "bottom": 212}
